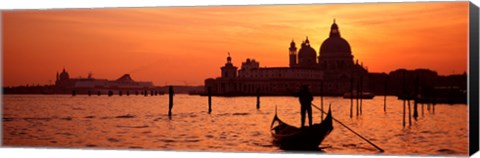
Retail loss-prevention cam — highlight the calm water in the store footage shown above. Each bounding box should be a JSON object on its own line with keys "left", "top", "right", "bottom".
{"left": 2, "top": 94, "right": 468, "bottom": 156}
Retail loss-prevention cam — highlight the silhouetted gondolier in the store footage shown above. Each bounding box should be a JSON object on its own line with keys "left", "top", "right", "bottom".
{"left": 298, "top": 85, "right": 313, "bottom": 128}
{"left": 168, "top": 86, "right": 174, "bottom": 119}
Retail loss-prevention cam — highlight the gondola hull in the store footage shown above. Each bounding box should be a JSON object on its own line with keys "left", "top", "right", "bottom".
{"left": 271, "top": 108, "right": 333, "bottom": 150}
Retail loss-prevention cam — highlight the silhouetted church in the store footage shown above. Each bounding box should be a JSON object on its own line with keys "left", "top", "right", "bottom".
{"left": 205, "top": 20, "right": 369, "bottom": 96}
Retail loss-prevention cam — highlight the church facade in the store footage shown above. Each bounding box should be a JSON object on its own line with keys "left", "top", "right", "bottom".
{"left": 204, "top": 20, "right": 369, "bottom": 96}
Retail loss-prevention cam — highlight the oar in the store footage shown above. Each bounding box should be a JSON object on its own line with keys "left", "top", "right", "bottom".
{"left": 312, "top": 103, "right": 385, "bottom": 153}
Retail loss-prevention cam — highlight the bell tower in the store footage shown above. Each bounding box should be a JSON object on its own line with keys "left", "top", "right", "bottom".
{"left": 221, "top": 53, "right": 238, "bottom": 79}
{"left": 289, "top": 40, "right": 297, "bottom": 67}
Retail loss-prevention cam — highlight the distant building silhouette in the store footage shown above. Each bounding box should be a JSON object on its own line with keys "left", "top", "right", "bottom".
{"left": 367, "top": 69, "right": 466, "bottom": 103}
{"left": 205, "top": 20, "right": 368, "bottom": 96}
{"left": 54, "top": 68, "right": 156, "bottom": 95}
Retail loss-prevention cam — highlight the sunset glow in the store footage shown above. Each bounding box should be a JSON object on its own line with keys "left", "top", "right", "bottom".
{"left": 2, "top": 2, "right": 469, "bottom": 86}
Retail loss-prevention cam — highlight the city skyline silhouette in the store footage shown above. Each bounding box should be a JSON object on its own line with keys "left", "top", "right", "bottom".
{"left": 3, "top": 2, "right": 468, "bottom": 87}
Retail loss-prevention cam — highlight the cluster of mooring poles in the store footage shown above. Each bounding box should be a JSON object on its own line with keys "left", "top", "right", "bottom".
{"left": 72, "top": 85, "right": 262, "bottom": 120}
{"left": 72, "top": 90, "right": 162, "bottom": 97}
{"left": 399, "top": 71, "right": 436, "bottom": 128}
{"left": 349, "top": 68, "right": 365, "bottom": 118}
{"left": 312, "top": 103, "right": 384, "bottom": 152}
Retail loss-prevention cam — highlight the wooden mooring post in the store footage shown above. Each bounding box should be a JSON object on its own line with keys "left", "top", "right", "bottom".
{"left": 408, "top": 99, "right": 412, "bottom": 126}
{"left": 384, "top": 75, "right": 388, "bottom": 112}
{"left": 413, "top": 76, "right": 419, "bottom": 120}
{"left": 256, "top": 88, "right": 260, "bottom": 109}
{"left": 320, "top": 81, "right": 324, "bottom": 121}
{"left": 356, "top": 78, "right": 360, "bottom": 117}
{"left": 432, "top": 91, "right": 436, "bottom": 114}
{"left": 359, "top": 75, "right": 363, "bottom": 115}
{"left": 350, "top": 74, "right": 354, "bottom": 118}
{"left": 403, "top": 99, "right": 406, "bottom": 127}
{"left": 402, "top": 71, "right": 406, "bottom": 127}
{"left": 168, "top": 86, "right": 174, "bottom": 119}
{"left": 208, "top": 87, "right": 212, "bottom": 114}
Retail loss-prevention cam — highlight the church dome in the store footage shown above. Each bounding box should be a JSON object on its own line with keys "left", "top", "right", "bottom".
{"left": 59, "top": 68, "right": 70, "bottom": 80}
{"left": 320, "top": 37, "right": 351, "bottom": 54}
{"left": 298, "top": 45, "right": 317, "bottom": 59}
{"left": 297, "top": 37, "right": 317, "bottom": 66}
{"left": 298, "top": 37, "right": 316, "bottom": 59}
{"left": 320, "top": 20, "right": 352, "bottom": 55}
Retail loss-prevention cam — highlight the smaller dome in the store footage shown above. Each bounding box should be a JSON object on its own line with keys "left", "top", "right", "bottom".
{"left": 59, "top": 69, "right": 69, "bottom": 80}
{"left": 298, "top": 45, "right": 317, "bottom": 59}
{"left": 227, "top": 52, "right": 232, "bottom": 62}
{"left": 290, "top": 40, "right": 295, "bottom": 47}
{"left": 298, "top": 45, "right": 317, "bottom": 67}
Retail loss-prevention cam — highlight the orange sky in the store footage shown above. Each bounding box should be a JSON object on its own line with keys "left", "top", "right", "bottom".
{"left": 2, "top": 2, "right": 469, "bottom": 86}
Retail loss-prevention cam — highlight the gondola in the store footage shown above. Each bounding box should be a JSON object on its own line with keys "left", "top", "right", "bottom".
{"left": 270, "top": 107, "right": 333, "bottom": 150}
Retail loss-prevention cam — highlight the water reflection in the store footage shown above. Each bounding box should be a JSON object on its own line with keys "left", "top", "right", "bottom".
{"left": 2, "top": 95, "right": 468, "bottom": 156}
